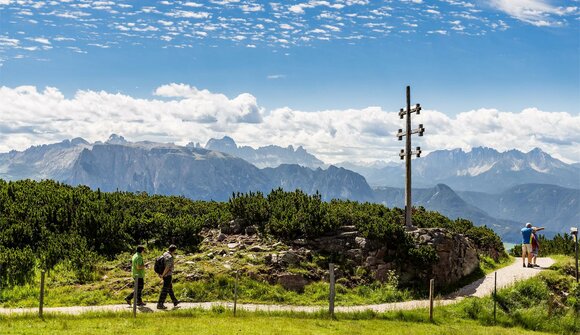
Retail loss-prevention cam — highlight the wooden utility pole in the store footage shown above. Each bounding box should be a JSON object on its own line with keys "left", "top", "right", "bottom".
{"left": 397, "top": 86, "right": 425, "bottom": 230}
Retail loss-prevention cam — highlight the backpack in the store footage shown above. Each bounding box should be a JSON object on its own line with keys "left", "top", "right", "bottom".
{"left": 154, "top": 255, "right": 165, "bottom": 275}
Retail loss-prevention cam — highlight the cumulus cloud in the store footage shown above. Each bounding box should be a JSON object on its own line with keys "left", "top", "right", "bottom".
{"left": 490, "top": 0, "right": 578, "bottom": 26}
{"left": 0, "top": 85, "right": 578, "bottom": 164}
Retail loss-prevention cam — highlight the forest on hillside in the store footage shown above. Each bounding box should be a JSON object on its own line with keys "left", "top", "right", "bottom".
{"left": 0, "top": 179, "right": 503, "bottom": 286}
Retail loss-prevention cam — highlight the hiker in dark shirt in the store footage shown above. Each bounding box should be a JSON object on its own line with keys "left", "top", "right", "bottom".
{"left": 157, "top": 244, "right": 180, "bottom": 309}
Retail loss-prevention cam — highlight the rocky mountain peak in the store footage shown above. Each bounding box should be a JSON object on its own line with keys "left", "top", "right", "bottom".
{"left": 205, "top": 136, "right": 237, "bottom": 151}
{"left": 105, "top": 134, "right": 127, "bottom": 145}
{"left": 70, "top": 137, "right": 89, "bottom": 146}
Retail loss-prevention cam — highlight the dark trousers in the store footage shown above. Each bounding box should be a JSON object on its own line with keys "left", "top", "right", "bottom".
{"left": 125, "top": 277, "right": 144, "bottom": 303}
{"left": 158, "top": 275, "right": 177, "bottom": 305}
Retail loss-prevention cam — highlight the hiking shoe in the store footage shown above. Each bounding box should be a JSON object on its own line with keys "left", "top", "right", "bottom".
{"left": 523, "top": 264, "right": 526, "bottom": 268}
{"left": 533, "top": 264, "right": 540, "bottom": 267}
{"left": 157, "top": 305, "right": 167, "bottom": 310}
{"left": 125, "top": 298, "right": 132, "bottom": 306}
{"left": 137, "top": 302, "right": 146, "bottom": 307}
{"left": 173, "top": 300, "right": 181, "bottom": 307}
{"left": 527, "top": 264, "right": 534, "bottom": 268}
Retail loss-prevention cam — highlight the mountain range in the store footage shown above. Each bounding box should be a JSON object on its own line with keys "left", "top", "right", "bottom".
{"left": 0, "top": 135, "right": 373, "bottom": 202}
{"left": 203, "top": 136, "right": 579, "bottom": 193}
{"left": 0, "top": 135, "right": 578, "bottom": 242}
{"left": 341, "top": 147, "right": 579, "bottom": 192}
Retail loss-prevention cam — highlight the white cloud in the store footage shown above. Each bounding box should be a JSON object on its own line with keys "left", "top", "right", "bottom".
{"left": 183, "top": 2, "right": 203, "bottom": 7}
{"left": 490, "top": 0, "right": 577, "bottom": 27}
{"left": 0, "top": 85, "right": 578, "bottom": 164}
{"left": 167, "top": 10, "right": 210, "bottom": 19}
{"left": 240, "top": 4, "right": 263, "bottom": 12}
{"left": 428, "top": 30, "right": 448, "bottom": 35}
{"left": 1, "top": 0, "right": 572, "bottom": 57}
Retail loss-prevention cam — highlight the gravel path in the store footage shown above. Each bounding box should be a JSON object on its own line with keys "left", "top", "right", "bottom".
{"left": 0, "top": 257, "right": 554, "bottom": 315}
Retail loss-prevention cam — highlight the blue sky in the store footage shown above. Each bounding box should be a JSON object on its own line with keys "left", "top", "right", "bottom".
{"left": 0, "top": 0, "right": 579, "bottom": 163}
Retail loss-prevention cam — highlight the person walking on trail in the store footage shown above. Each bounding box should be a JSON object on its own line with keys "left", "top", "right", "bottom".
{"left": 521, "top": 223, "right": 545, "bottom": 268}
{"left": 157, "top": 244, "right": 180, "bottom": 310}
{"left": 125, "top": 245, "right": 146, "bottom": 306}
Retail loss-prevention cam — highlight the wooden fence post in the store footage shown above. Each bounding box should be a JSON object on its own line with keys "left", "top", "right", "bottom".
{"left": 429, "top": 278, "right": 434, "bottom": 322}
{"left": 493, "top": 272, "right": 497, "bottom": 323}
{"left": 329, "top": 263, "right": 335, "bottom": 318}
{"left": 39, "top": 270, "right": 45, "bottom": 319}
{"left": 234, "top": 271, "right": 239, "bottom": 317}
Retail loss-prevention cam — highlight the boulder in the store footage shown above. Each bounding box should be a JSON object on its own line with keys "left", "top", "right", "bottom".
{"left": 355, "top": 237, "right": 367, "bottom": 249}
{"left": 245, "top": 225, "right": 258, "bottom": 235}
{"left": 279, "top": 251, "right": 301, "bottom": 265}
{"left": 249, "top": 245, "right": 269, "bottom": 252}
{"left": 220, "top": 220, "right": 243, "bottom": 235}
{"left": 277, "top": 274, "right": 308, "bottom": 292}
{"left": 346, "top": 249, "right": 363, "bottom": 262}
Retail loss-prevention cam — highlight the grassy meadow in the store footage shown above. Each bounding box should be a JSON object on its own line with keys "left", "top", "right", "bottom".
{"left": 0, "top": 307, "right": 558, "bottom": 335}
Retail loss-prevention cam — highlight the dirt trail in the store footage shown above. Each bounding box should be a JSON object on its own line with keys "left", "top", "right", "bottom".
{"left": 0, "top": 257, "right": 554, "bottom": 315}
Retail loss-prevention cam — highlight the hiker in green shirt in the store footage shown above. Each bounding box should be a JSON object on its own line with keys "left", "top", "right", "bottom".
{"left": 125, "top": 245, "right": 146, "bottom": 306}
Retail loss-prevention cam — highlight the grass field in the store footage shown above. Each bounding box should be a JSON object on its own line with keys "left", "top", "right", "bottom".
{"left": 2, "top": 256, "right": 577, "bottom": 335}
{"left": 0, "top": 309, "right": 555, "bottom": 335}
{"left": 0, "top": 252, "right": 515, "bottom": 309}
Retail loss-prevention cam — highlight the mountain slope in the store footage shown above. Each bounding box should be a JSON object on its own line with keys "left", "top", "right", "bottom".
{"left": 263, "top": 164, "right": 375, "bottom": 202}
{"left": 458, "top": 184, "right": 580, "bottom": 237}
{"left": 373, "top": 184, "right": 521, "bottom": 241}
{"left": 0, "top": 138, "right": 90, "bottom": 181}
{"left": 69, "top": 143, "right": 272, "bottom": 201}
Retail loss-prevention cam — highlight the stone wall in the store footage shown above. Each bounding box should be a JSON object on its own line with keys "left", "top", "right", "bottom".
{"left": 300, "top": 226, "right": 480, "bottom": 288}
{"left": 214, "top": 221, "right": 485, "bottom": 291}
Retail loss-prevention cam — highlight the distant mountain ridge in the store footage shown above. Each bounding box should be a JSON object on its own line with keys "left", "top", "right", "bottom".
{"left": 0, "top": 135, "right": 371, "bottom": 202}
{"left": 342, "top": 147, "right": 579, "bottom": 192}
{"left": 205, "top": 136, "right": 324, "bottom": 168}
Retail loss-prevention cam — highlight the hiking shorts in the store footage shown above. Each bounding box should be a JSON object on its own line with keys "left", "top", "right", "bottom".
{"left": 522, "top": 244, "right": 532, "bottom": 255}
{"left": 531, "top": 247, "right": 539, "bottom": 257}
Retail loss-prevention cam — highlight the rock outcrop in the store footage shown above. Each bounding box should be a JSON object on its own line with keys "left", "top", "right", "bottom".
{"left": 303, "top": 226, "right": 479, "bottom": 288}
{"left": 203, "top": 224, "right": 486, "bottom": 291}
{"left": 408, "top": 228, "right": 479, "bottom": 286}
